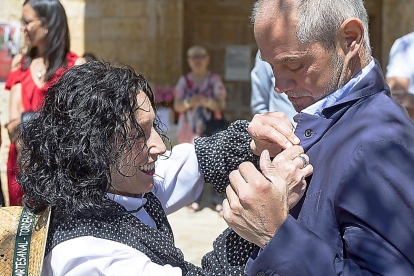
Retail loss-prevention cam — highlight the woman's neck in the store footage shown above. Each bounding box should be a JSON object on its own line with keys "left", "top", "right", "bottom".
{"left": 191, "top": 71, "right": 209, "bottom": 88}
{"left": 107, "top": 186, "right": 143, "bottom": 198}
{"left": 36, "top": 44, "right": 46, "bottom": 58}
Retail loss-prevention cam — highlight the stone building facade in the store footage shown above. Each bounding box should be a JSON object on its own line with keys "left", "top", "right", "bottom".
{"left": 1, "top": 0, "right": 414, "bottom": 120}
{"left": 1, "top": 0, "right": 414, "bottom": 206}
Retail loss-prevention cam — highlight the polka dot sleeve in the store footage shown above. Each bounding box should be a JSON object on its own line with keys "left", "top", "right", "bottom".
{"left": 194, "top": 120, "right": 260, "bottom": 194}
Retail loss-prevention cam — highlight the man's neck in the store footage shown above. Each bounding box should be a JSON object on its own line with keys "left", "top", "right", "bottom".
{"left": 342, "top": 56, "right": 367, "bottom": 87}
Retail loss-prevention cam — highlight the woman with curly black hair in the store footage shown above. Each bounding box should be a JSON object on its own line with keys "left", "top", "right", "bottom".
{"left": 19, "top": 60, "right": 311, "bottom": 275}
{"left": 18, "top": 60, "right": 253, "bottom": 275}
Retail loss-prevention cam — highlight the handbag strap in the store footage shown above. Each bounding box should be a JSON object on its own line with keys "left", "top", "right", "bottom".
{"left": 7, "top": 207, "right": 51, "bottom": 276}
{"left": 12, "top": 208, "right": 35, "bottom": 276}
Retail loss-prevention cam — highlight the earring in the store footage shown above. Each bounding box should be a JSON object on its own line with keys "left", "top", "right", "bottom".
{"left": 45, "top": 29, "right": 48, "bottom": 34}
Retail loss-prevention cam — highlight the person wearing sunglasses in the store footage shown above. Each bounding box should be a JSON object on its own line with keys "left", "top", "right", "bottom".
{"left": 4, "top": 0, "right": 83, "bottom": 206}
{"left": 173, "top": 45, "right": 228, "bottom": 214}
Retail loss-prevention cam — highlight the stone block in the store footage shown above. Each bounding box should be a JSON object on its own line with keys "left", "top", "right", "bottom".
{"left": 84, "top": 1, "right": 101, "bottom": 18}
{"left": 0, "top": 0, "right": 24, "bottom": 21}
{"left": 101, "top": 18, "right": 148, "bottom": 40}
{"left": 85, "top": 0, "right": 116, "bottom": 18}
{"left": 84, "top": 18, "right": 102, "bottom": 41}
{"left": 115, "top": 0, "right": 146, "bottom": 18}
{"left": 71, "top": 39, "right": 84, "bottom": 57}
{"left": 61, "top": 0, "right": 85, "bottom": 18}
{"left": 117, "top": 42, "right": 148, "bottom": 64}
{"left": 85, "top": 40, "right": 118, "bottom": 63}
{"left": 68, "top": 18, "right": 84, "bottom": 40}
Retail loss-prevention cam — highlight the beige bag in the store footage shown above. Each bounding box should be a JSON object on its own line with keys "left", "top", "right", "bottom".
{"left": 0, "top": 206, "right": 51, "bottom": 276}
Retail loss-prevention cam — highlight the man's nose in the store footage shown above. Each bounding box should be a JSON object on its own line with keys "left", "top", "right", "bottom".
{"left": 274, "top": 77, "right": 296, "bottom": 94}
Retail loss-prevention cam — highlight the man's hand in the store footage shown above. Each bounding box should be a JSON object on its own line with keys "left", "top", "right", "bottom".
{"left": 223, "top": 146, "right": 313, "bottom": 248}
{"left": 391, "top": 88, "right": 408, "bottom": 103}
{"left": 386, "top": 76, "right": 414, "bottom": 108}
{"left": 248, "top": 112, "right": 300, "bottom": 157}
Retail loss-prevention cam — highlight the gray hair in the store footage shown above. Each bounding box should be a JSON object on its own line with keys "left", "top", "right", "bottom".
{"left": 252, "top": 0, "right": 372, "bottom": 62}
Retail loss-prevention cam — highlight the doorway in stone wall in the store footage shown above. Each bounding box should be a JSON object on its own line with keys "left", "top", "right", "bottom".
{"left": 183, "top": 0, "right": 257, "bottom": 122}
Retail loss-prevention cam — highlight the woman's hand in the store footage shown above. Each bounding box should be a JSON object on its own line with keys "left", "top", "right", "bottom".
{"left": 6, "top": 119, "right": 20, "bottom": 144}
{"left": 188, "top": 94, "right": 205, "bottom": 108}
{"left": 8, "top": 82, "right": 24, "bottom": 145}
{"left": 248, "top": 112, "right": 300, "bottom": 157}
{"left": 223, "top": 147, "right": 313, "bottom": 248}
{"left": 198, "top": 95, "right": 224, "bottom": 111}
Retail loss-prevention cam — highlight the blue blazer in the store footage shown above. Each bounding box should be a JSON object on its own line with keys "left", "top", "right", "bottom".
{"left": 245, "top": 61, "right": 414, "bottom": 275}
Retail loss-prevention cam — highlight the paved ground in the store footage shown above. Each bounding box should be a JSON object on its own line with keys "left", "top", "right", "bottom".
{"left": 166, "top": 123, "right": 229, "bottom": 267}
{"left": 168, "top": 202, "right": 228, "bottom": 266}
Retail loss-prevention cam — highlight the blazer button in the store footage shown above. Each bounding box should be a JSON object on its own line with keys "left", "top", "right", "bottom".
{"left": 305, "top": 129, "right": 313, "bottom": 137}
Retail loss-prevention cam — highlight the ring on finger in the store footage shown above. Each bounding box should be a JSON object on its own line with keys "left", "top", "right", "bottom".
{"left": 295, "top": 154, "right": 309, "bottom": 169}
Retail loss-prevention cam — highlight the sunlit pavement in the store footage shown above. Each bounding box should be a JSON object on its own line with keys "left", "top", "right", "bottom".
{"left": 168, "top": 188, "right": 228, "bottom": 266}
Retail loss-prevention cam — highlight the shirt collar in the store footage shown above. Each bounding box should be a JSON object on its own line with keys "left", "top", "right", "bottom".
{"left": 302, "top": 59, "right": 375, "bottom": 117}
{"left": 107, "top": 193, "right": 147, "bottom": 211}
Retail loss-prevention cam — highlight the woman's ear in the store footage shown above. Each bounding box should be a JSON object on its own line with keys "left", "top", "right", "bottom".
{"left": 337, "top": 18, "right": 364, "bottom": 61}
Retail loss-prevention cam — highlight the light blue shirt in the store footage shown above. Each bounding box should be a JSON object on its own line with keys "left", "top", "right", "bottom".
{"left": 302, "top": 59, "right": 375, "bottom": 117}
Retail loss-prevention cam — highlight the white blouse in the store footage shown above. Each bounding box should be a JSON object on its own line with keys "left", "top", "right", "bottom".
{"left": 42, "top": 143, "right": 204, "bottom": 276}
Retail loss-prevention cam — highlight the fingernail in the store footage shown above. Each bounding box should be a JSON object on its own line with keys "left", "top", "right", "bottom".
{"left": 286, "top": 141, "right": 293, "bottom": 148}
{"left": 262, "top": 149, "right": 270, "bottom": 160}
{"left": 294, "top": 137, "right": 300, "bottom": 144}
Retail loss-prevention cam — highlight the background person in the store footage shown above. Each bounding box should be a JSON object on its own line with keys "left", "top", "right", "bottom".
{"left": 173, "top": 45, "right": 227, "bottom": 143}
{"left": 7, "top": 36, "right": 18, "bottom": 59}
{"left": 386, "top": 31, "right": 414, "bottom": 118}
{"left": 4, "top": 0, "right": 82, "bottom": 206}
{"left": 173, "top": 45, "right": 227, "bottom": 214}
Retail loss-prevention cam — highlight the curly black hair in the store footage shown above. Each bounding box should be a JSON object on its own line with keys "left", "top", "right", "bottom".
{"left": 18, "top": 60, "right": 166, "bottom": 218}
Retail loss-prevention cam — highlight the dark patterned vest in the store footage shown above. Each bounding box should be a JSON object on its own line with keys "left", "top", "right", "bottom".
{"left": 46, "top": 192, "right": 254, "bottom": 275}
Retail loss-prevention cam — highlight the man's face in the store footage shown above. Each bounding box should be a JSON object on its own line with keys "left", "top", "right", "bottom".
{"left": 254, "top": 9, "right": 344, "bottom": 112}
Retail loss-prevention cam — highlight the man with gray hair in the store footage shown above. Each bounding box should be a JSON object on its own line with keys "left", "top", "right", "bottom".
{"left": 212, "top": 0, "right": 414, "bottom": 274}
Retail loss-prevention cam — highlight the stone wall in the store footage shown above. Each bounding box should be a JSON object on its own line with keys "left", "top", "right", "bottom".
{"left": 3, "top": 0, "right": 414, "bottom": 85}
{"left": 0, "top": 0, "right": 25, "bottom": 22}
{"left": 84, "top": 0, "right": 184, "bottom": 88}
{"left": 61, "top": 0, "right": 85, "bottom": 56}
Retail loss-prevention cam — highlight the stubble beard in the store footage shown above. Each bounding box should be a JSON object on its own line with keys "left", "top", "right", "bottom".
{"left": 287, "top": 51, "right": 345, "bottom": 112}
{"left": 323, "top": 51, "right": 346, "bottom": 97}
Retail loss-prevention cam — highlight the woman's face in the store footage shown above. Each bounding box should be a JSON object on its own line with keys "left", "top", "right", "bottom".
{"left": 21, "top": 4, "right": 47, "bottom": 49}
{"left": 111, "top": 92, "right": 166, "bottom": 196}
{"left": 188, "top": 52, "right": 209, "bottom": 74}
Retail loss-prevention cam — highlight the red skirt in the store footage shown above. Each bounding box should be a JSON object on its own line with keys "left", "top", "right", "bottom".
{"left": 7, "top": 143, "right": 23, "bottom": 206}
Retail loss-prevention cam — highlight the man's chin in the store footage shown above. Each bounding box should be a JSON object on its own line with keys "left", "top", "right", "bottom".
{"left": 287, "top": 96, "right": 314, "bottom": 112}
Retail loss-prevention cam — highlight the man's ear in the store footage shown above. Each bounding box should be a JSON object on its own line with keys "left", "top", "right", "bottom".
{"left": 337, "top": 18, "right": 364, "bottom": 60}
